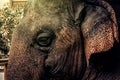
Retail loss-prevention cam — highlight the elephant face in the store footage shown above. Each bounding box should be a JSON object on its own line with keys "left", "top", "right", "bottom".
{"left": 7, "top": 0, "right": 119, "bottom": 80}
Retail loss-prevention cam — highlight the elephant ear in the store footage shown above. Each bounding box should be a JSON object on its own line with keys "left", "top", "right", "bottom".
{"left": 81, "top": 1, "right": 119, "bottom": 63}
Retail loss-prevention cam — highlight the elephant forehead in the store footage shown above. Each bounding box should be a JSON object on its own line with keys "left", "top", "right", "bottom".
{"left": 20, "top": 12, "right": 69, "bottom": 33}
{"left": 27, "top": 0, "right": 68, "bottom": 14}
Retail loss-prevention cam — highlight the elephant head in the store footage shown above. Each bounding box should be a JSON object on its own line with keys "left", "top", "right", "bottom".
{"left": 7, "top": 0, "right": 119, "bottom": 80}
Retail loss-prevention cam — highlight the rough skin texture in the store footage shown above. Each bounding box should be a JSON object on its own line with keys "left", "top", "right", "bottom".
{"left": 7, "top": 0, "right": 119, "bottom": 80}
{"left": 106, "top": 0, "right": 120, "bottom": 38}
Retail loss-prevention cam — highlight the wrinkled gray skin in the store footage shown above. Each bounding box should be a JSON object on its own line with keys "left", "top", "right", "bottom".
{"left": 7, "top": 0, "right": 120, "bottom": 80}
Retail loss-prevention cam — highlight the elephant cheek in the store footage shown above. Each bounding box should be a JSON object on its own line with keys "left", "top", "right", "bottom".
{"left": 7, "top": 32, "right": 45, "bottom": 80}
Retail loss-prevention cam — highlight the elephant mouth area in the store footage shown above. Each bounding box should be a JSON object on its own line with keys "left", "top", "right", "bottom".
{"left": 44, "top": 65, "right": 66, "bottom": 79}
{"left": 44, "top": 70, "right": 67, "bottom": 79}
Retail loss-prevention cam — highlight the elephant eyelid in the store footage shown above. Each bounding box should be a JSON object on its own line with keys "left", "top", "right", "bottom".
{"left": 31, "top": 30, "right": 56, "bottom": 52}
{"left": 36, "top": 36, "right": 53, "bottom": 47}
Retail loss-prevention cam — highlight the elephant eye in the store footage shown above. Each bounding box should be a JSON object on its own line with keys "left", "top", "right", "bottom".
{"left": 36, "top": 32, "right": 55, "bottom": 47}
{"left": 37, "top": 35, "right": 52, "bottom": 47}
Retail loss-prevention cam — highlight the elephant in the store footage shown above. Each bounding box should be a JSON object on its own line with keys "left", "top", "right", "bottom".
{"left": 105, "top": 0, "right": 120, "bottom": 38}
{"left": 7, "top": 0, "right": 120, "bottom": 80}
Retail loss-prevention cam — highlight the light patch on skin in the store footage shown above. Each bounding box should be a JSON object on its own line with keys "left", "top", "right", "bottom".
{"left": 31, "top": 25, "right": 39, "bottom": 32}
{"left": 75, "top": 2, "right": 85, "bottom": 20}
